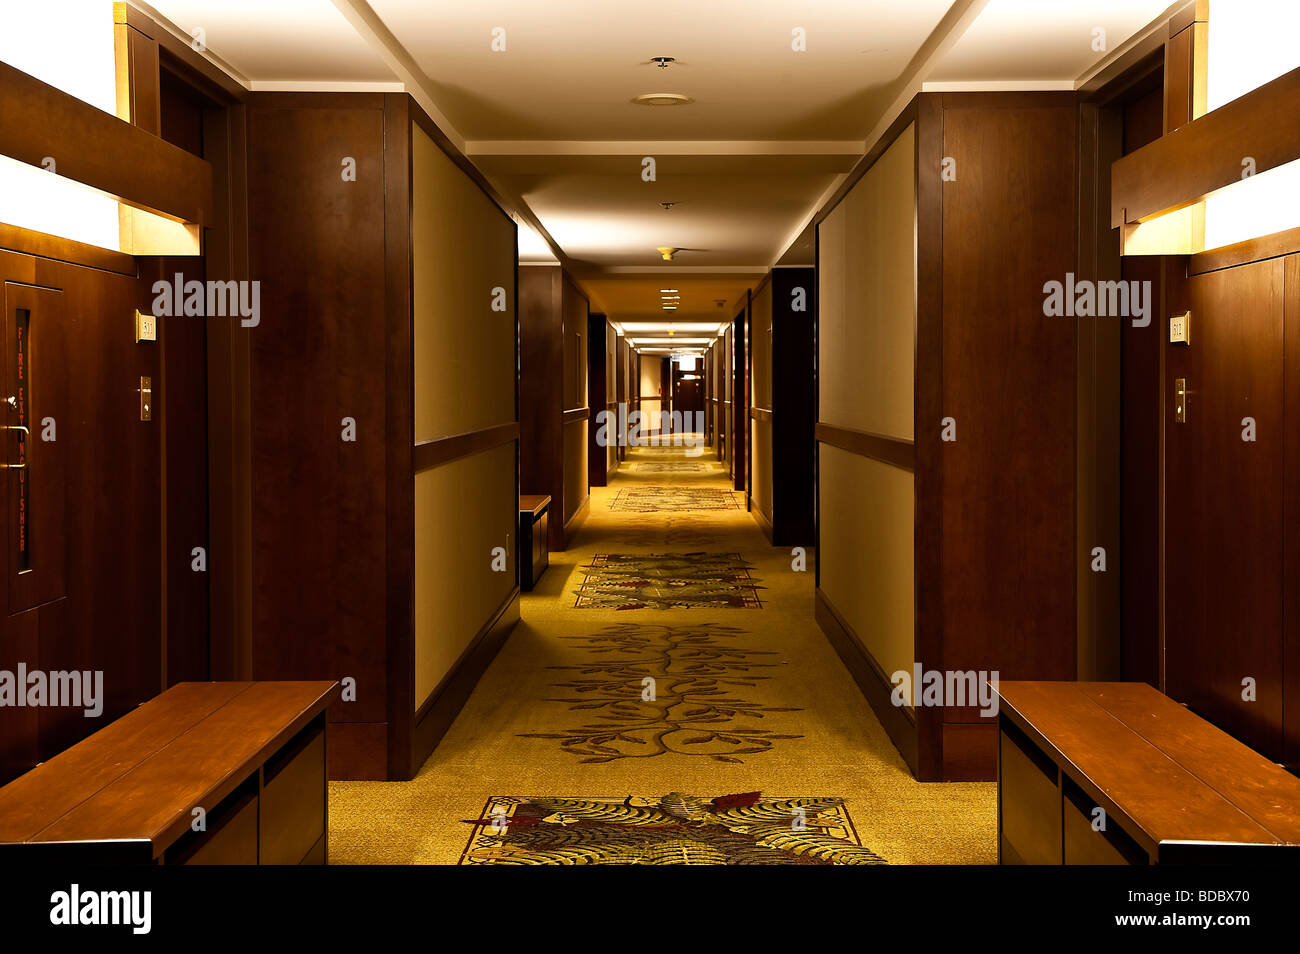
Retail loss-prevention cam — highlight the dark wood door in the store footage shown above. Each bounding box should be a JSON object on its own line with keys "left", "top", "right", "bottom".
{"left": 1, "top": 282, "right": 67, "bottom": 612}
{"left": 1166, "top": 258, "right": 1285, "bottom": 759}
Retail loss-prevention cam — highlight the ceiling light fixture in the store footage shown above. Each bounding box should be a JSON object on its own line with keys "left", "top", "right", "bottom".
{"left": 660, "top": 289, "right": 678, "bottom": 294}
{"left": 635, "top": 93, "right": 692, "bottom": 107}
{"left": 660, "top": 201, "right": 676, "bottom": 210}
{"left": 657, "top": 247, "right": 679, "bottom": 260}
{"left": 651, "top": 56, "right": 676, "bottom": 69}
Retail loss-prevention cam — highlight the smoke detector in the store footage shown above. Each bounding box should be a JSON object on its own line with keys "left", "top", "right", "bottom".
{"left": 660, "top": 201, "right": 676, "bottom": 210}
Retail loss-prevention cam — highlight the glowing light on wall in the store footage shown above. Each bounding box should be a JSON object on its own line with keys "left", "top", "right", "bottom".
{"left": 1206, "top": 0, "right": 1300, "bottom": 112}
{"left": 0, "top": 1, "right": 117, "bottom": 114}
{"left": 0, "top": 156, "right": 122, "bottom": 251}
{"left": 1204, "top": 158, "right": 1300, "bottom": 250}
{"left": 0, "top": 1, "right": 122, "bottom": 250}
{"left": 1200, "top": 1, "right": 1300, "bottom": 249}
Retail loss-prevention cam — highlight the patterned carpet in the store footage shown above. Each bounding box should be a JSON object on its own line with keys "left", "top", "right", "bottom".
{"left": 460, "top": 793, "right": 883, "bottom": 865}
{"left": 610, "top": 486, "right": 740, "bottom": 512}
{"left": 634, "top": 462, "right": 705, "bottom": 473}
{"left": 573, "top": 552, "right": 763, "bottom": 609}
{"left": 518, "top": 622, "right": 797, "bottom": 762}
{"left": 328, "top": 441, "right": 997, "bottom": 865}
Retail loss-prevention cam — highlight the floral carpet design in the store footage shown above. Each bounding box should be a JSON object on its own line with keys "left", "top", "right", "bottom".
{"left": 573, "top": 552, "right": 763, "bottom": 610}
{"left": 633, "top": 462, "right": 706, "bottom": 473}
{"left": 518, "top": 622, "right": 802, "bottom": 762}
{"left": 459, "top": 792, "right": 885, "bottom": 865}
{"left": 610, "top": 486, "right": 740, "bottom": 512}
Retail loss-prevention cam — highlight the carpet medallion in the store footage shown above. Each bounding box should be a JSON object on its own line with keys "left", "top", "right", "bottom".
{"left": 518, "top": 622, "right": 802, "bottom": 762}
{"left": 610, "top": 486, "right": 740, "bottom": 512}
{"left": 459, "top": 792, "right": 885, "bottom": 865}
{"left": 574, "top": 552, "right": 763, "bottom": 610}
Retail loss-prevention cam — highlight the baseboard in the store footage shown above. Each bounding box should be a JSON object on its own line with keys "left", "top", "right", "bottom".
{"left": 327, "top": 722, "right": 388, "bottom": 781}
{"left": 751, "top": 503, "right": 774, "bottom": 543}
{"left": 561, "top": 494, "right": 590, "bottom": 549}
{"left": 814, "top": 588, "right": 919, "bottom": 777}
{"left": 408, "top": 588, "right": 521, "bottom": 778}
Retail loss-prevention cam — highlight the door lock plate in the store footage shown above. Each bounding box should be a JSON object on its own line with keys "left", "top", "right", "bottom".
{"left": 139, "top": 376, "right": 152, "bottom": 422}
{"left": 1175, "top": 377, "right": 1187, "bottom": 423}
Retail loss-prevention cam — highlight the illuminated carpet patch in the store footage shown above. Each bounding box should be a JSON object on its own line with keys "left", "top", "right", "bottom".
{"left": 519, "top": 622, "right": 801, "bottom": 762}
{"left": 610, "top": 486, "right": 740, "bottom": 512}
{"left": 633, "top": 462, "right": 706, "bottom": 473}
{"left": 460, "top": 793, "right": 884, "bottom": 865}
{"left": 574, "top": 552, "right": 763, "bottom": 610}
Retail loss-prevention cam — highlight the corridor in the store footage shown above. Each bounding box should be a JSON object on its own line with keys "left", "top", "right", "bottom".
{"left": 330, "top": 440, "right": 994, "bottom": 864}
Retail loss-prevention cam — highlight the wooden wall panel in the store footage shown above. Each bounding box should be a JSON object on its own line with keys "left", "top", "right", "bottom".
{"left": 519, "top": 264, "right": 587, "bottom": 548}
{"left": 245, "top": 99, "right": 389, "bottom": 727}
{"left": 1166, "top": 259, "right": 1285, "bottom": 758}
{"left": 938, "top": 98, "right": 1079, "bottom": 706}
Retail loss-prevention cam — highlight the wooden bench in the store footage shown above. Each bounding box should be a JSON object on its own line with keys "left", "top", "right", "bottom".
{"left": 519, "top": 494, "right": 551, "bottom": 591}
{"left": 996, "top": 681, "right": 1300, "bottom": 864}
{"left": 0, "top": 681, "right": 338, "bottom": 864}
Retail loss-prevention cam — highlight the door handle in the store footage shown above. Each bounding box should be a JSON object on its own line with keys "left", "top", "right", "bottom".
{"left": 0, "top": 423, "right": 28, "bottom": 469}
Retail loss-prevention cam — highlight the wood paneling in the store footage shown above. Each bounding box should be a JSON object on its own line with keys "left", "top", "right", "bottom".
{"left": 815, "top": 92, "right": 1079, "bottom": 781}
{"left": 815, "top": 424, "right": 914, "bottom": 472}
{"left": 413, "top": 422, "right": 519, "bottom": 472}
{"left": 0, "top": 62, "right": 212, "bottom": 226}
{"left": 1286, "top": 255, "right": 1300, "bottom": 768}
{"left": 938, "top": 97, "right": 1078, "bottom": 721}
{"left": 519, "top": 265, "right": 588, "bottom": 549}
{"left": 1114, "top": 64, "right": 1300, "bottom": 227}
{"left": 1166, "top": 258, "right": 1285, "bottom": 758}
{"left": 245, "top": 96, "right": 389, "bottom": 736}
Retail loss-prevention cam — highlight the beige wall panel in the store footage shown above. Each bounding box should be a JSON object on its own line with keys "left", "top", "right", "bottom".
{"left": 412, "top": 124, "right": 516, "bottom": 442}
{"left": 606, "top": 325, "right": 618, "bottom": 472}
{"left": 752, "top": 417, "right": 773, "bottom": 522}
{"left": 818, "top": 124, "right": 916, "bottom": 440}
{"left": 819, "top": 444, "right": 915, "bottom": 681}
{"left": 562, "top": 281, "right": 588, "bottom": 411}
{"left": 751, "top": 279, "right": 773, "bottom": 410}
{"left": 414, "top": 442, "right": 517, "bottom": 710}
{"left": 563, "top": 418, "right": 588, "bottom": 521}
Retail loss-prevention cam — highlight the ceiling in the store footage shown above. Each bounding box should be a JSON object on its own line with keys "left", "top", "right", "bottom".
{"left": 138, "top": 0, "right": 1179, "bottom": 339}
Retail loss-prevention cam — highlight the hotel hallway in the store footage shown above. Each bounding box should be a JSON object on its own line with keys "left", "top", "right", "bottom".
{"left": 329, "top": 440, "right": 995, "bottom": 864}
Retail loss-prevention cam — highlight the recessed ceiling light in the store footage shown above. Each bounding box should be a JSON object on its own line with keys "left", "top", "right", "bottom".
{"left": 660, "top": 289, "right": 678, "bottom": 294}
{"left": 635, "top": 93, "right": 692, "bottom": 107}
{"left": 663, "top": 306, "right": 677, "bottom": 310}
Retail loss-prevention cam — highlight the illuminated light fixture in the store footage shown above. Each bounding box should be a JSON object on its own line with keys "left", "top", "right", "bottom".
{"left": 634, "top": 93, "right": 692, "bottom": 106}
{"left": 0, "top": 5, "right": 202, "bottom": 256}
{"left": 1206, "top": 0, "right": 1300, "bottom": 112}
{"left": 657, "top": 247, "right": 679, "bottom": 261}
{"left": 1116, "top": 2, "right": 1300, "bottom": 256}
{"left": 659, "top": 288, "right": 678, "bottom": 293}
{"left": 620, "top": 322, "right": 719, "bottom": 333}
{"left": 662, "top": 306, "right": 677, "bottom": 310}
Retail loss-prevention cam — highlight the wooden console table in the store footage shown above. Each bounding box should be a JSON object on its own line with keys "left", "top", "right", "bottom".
{"left": 996, "top": 681, "right": 1300, "bottom": 864}
{"left": 519, "top": 494, "right": 550, "bottom": 591}
{"left": 0, "top": 681, "right": 339, "bottom": 864}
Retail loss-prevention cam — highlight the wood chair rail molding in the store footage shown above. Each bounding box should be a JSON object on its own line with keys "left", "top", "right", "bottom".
{"left": 1111, "top": 64, "right": 1300, "bottom": 229}
{"left": 0, "top": 62, "right": 213, "bottom": 228}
